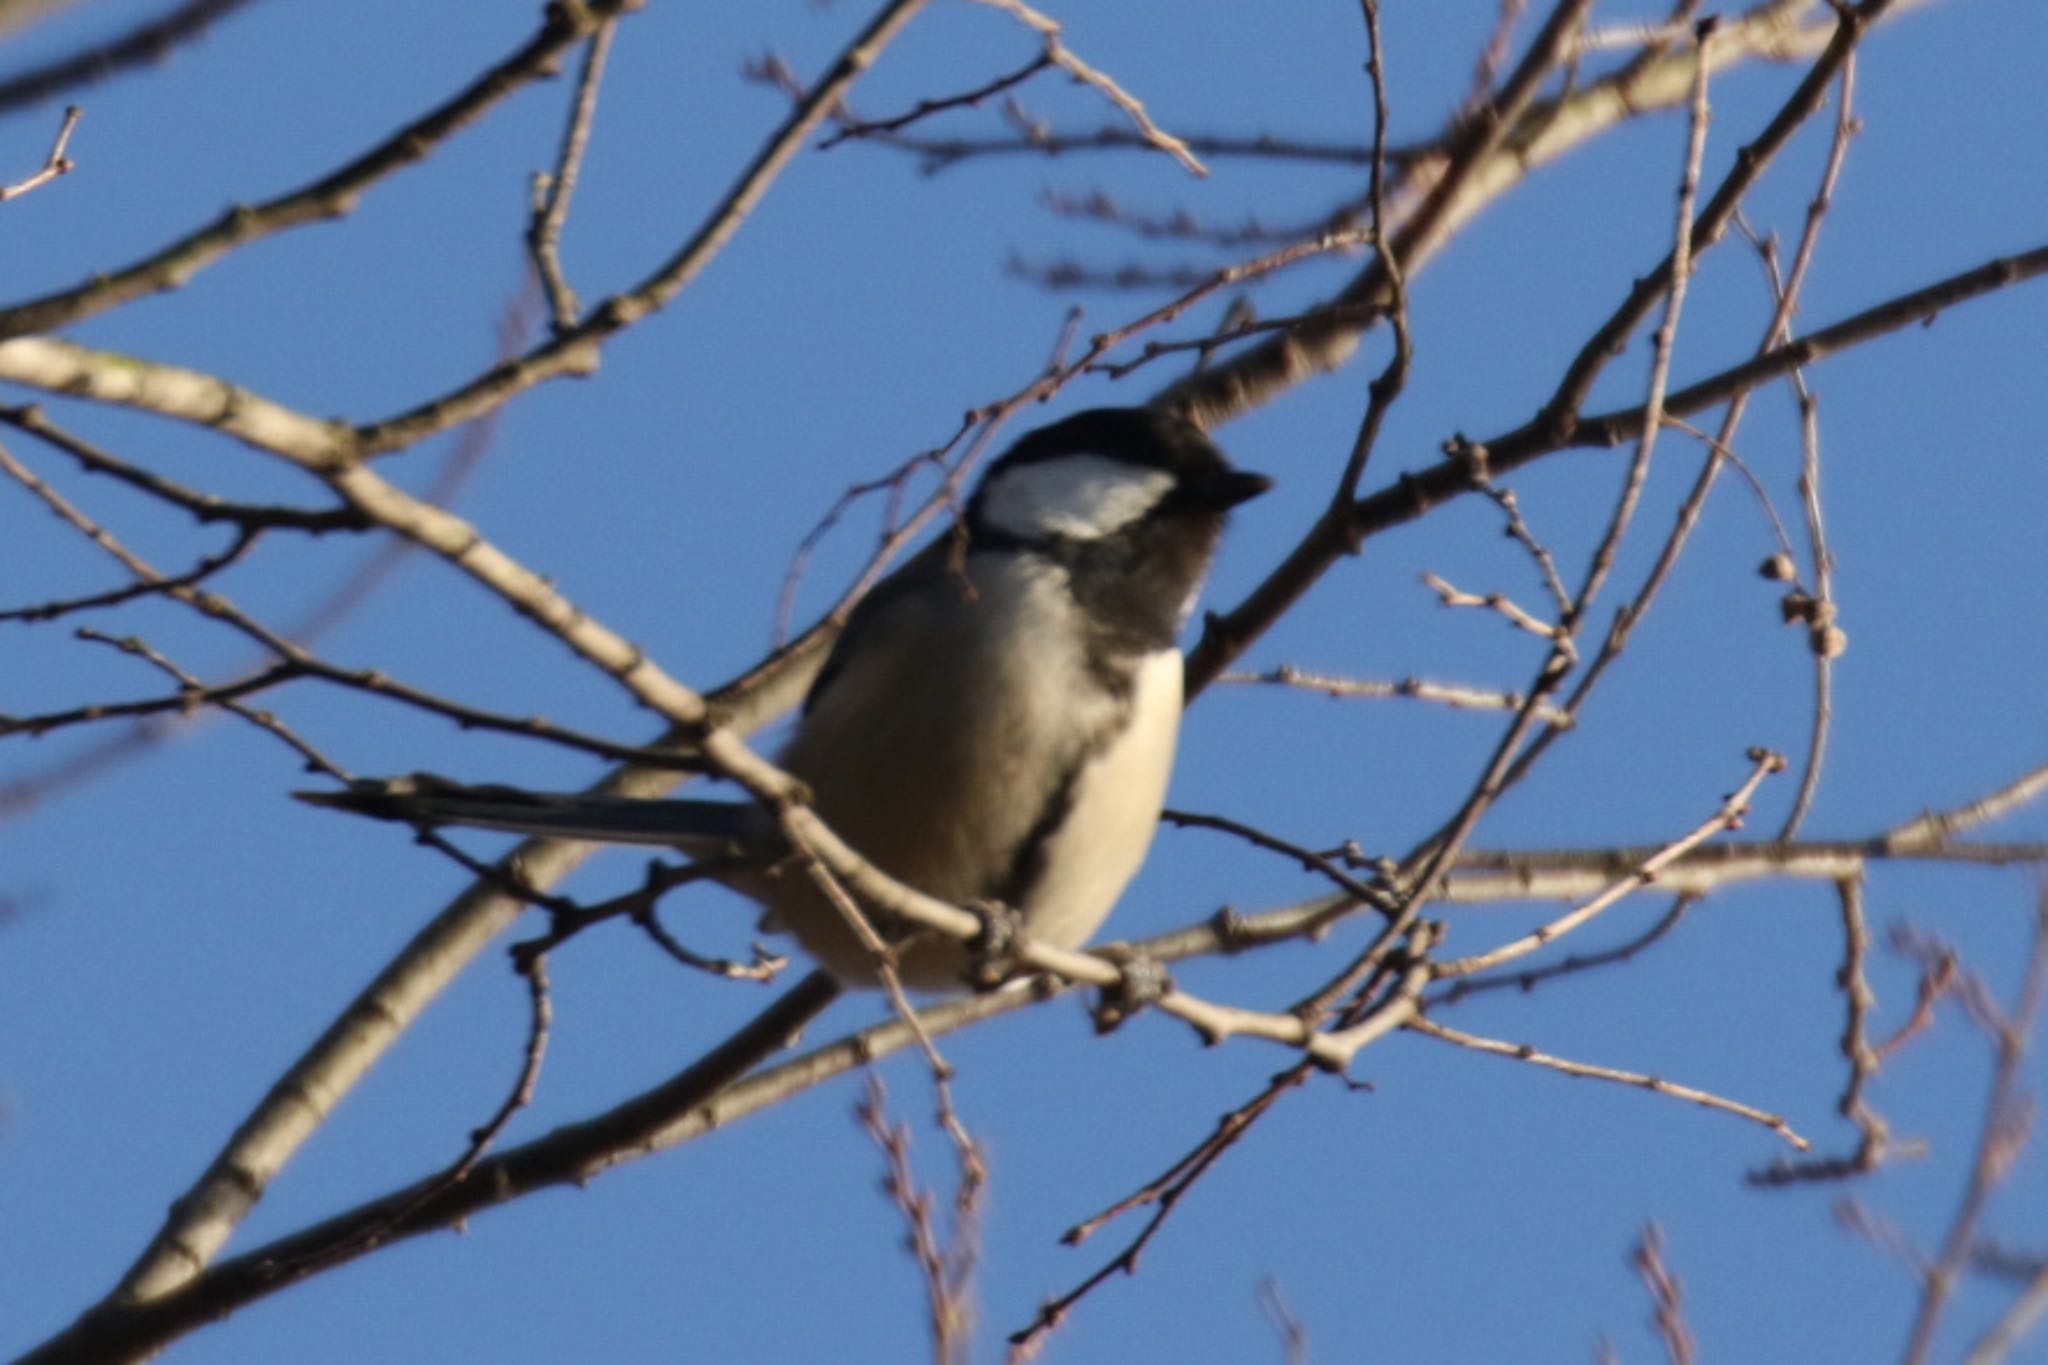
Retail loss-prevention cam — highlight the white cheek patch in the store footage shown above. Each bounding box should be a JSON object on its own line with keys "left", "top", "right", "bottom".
{"left": 979, "top": 454, "right": 1175, "bottom": 541}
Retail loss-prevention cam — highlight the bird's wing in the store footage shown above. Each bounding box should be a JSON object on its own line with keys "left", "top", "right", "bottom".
{"left": 801, "top": 535, "right": 957, "bottom": 716}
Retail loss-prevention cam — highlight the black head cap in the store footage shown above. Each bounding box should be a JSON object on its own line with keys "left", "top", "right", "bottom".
{"left": 972, "top": 407, "right": 1272, "bottom": 533}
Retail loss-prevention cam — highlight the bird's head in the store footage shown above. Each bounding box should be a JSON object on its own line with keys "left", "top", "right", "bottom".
{"left": 966, "top": 406, "right": 1272, "bottom": 643}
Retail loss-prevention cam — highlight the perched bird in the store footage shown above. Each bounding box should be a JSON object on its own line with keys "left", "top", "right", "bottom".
{"left": 305, "top": 407, "right": 1269, "bottom": 987}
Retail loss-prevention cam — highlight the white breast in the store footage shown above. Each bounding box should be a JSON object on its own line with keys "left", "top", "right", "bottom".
{"left": 1013, "top": 646, "right": 1182, "bottom": 949}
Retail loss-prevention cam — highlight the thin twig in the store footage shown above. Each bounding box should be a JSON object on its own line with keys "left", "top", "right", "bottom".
{"left": 0, "top": 104, "right": 80, "bottom": 201}
{"left": 823, "top": 52, "right": 1052, "bottom": 146}
{"left": 351, "top": 0, "right": 934, "bottom": 454}
{"left": 857, "top": 1074, "right": 981, "bottom": 1365}
{"left": 1408, "top": 1015, "right": 1808, "bottom": 1149}
{"left": 633, "top": 907, "right": 790, "bottom": 983}
{"left": 1633, "top": 1224, "right": 1698, "bottom": 1365}
{"left": 65, "top": 628, "right": 348, "bottom": 779}
{"left": 0, "top": 528, "right": 259, "bottom": 623}
{"left": 1963, "top": 1263, "right": 2048, "bottom": 1365}
{"left": 1429, "top": 894, "right": 1694, "bottom": 1006}
{"left": 0, "top": 3, "right": 630, "bottom": 338}
{"left": 1749, "top": 875, "right": 1896, "bottom": 1185}
{"left": 1900, "top": 893, "right": 2048, "bottom": 1365}
{"left": 528, "top": 19, "right": 617, "bottom": 333}
{"left": 1215, "top": 665, "right": 1573, "bottom": 724}
{"left": 0, "top": 433, "right": 698, "bottom": 767}
{"left": 0, "top": 0, "right": 255, "bottom": 115}
{"left": 1455, "top": 440, "right": 1572, "bottom": 614}
{"left": 1422, "top": 570, "right": 1562, "bottom": 641}
{"left": 1181, "top": 1, "right": 1905, "bottom": 700}
{"left": 971, "top": 0, "right": 1207, "bottom": 176}
{"left": 1011, "top": 1063, "right": 1317, "bottom": 1356}
{"left": 1162, "top": 807, "right": 1398, "bottom": 916}
{"left": 0, "top": 404, "right": 364, "bottom": 532}
{"left": 1433, "top": 748, "right": 1783, "bottom": 978}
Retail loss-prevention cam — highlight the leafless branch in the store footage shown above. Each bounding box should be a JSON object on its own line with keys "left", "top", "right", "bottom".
{"left": 823, "top": 51, "right": 1052, "bottom": 147}
{"left": 0, "top": 104, "right": 80, "bottom": 202}
{"left": 0, "top": 0, "right": 258, "bottom": 115}
{"left": 351, "top": 0, "right": 933, "bottom": 454}
{"left": 0, "top": 3, "right": 627, "bottom": 338}
{"left": 970, "top": 0, "right": 1206, "bottom": 177}
{"left": 527, "top": 19, "right": 618, "bottom": 334}
{"left": 1749, "top": 876, "right": 1900, "bottom": 1185}
{"left": 1215, "top": 665, "right": 1573, "bottom": 724}
{"left": 1900, "top": 893, "right": 2048, "bottom": 1365}
{"left": 1433, "top": 747, "right": 1783, "bottom": 979}
{"left": 1633, "top": 1224, "right": 1698, "bottom": 1365}
{"left": 1409, "top": 1014, "right": 1807, "bottom": 1148}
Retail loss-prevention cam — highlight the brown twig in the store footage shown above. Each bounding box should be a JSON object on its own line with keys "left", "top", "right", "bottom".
{"left": 0, "top": 405, "right": 364, "bottom": 532}
{"left": 1215, "top": 665, "right": 1573, "bottom": 724}
{"left": 1749, "top": 876, "right": 1899, "bottom": 1185}
{"left": 884, "top": 124, "right": 1397, "bottom": 175}
{"left": 1011, "top": 922, "right": 1439, "bottom": 1356}
{"left": 253, "top": 950, "right": 556, "bottom": 1284}
{"left": 1036, "top": 186, "right": 1371, "bottom": 250}
{"left": 1750, "top": 57, "right": 1859, "bottom": 838}
{"left": 1434, "top": 748, "right": 1783, "bottom": 979}
{"left": 1161, "top": 807, "right": 1397, "bottom": 916}
{"left": 64, "top": 628, "right": 348, "bottom": 779}
{"left": 1007, "top": 256, "right": 1219, "bottom": 293}
{"left": 1900, "top": 892, "right": 2048, "bottom": 1365}
{"left": 0, "top": 0, "right": 256, "bottom": 114}
{"left": 0, "top": 104, "right": 80, "bottom": 201}
{"left": 1421, "top": 570, "right": 1563, "bottom": 642}
{"left": 1633, "top": 1224, "right": 1698, "bottom": 1365}
{"left": 504, "top": 859, "right": 758, "bottom": 975}
{"left": 1011, "top": 1063, "right": 1316, "bottom": 1355}
{"left": 823, "top": 52, "right": 1052, "bottom": 147}
{"left": 1333, "top": 0, "right": 1411, "bottom": 512}
{"left": 1408, "top": 1014, "right": 1808, "bottom": 1149}
{"left": 0, "top": 3, "right": 629, "bottom": 338}
{"left": 970, "top": 0, "right": 1206, "bottom": 177}
{"left": 773, "top": 444, "right": 948, "bottom": 644}
{"left": 528, "top": 19, "right": 617, "bottom": 333}
{"left": 856, "top": 1074, "right": 982, "bottom": 1365}
{"left": 1182, "top": 233, "right": 2048, "bottom": 701}
{"left": 351, "top": 0, "right": 933, "bottom": 454}
{"left": 0, "top": 433, "right": 694, "bottom": 768}
{"left": 0, "top": 527, "right": 259, "bottom": 623}
{"left": 1565, "top": 16, "right": 1718, "bottom": 631}
{"left": 633, "top": 907, "right": 790, "bottom": 984}
{"left": 1455, "top": 441, "right": 1572, "bottom": 615}
{"left": 1429, "top": 894, "right": 1694, "bottom": 1005}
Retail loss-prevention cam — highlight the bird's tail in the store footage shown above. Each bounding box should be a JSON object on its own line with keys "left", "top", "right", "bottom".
{"left": 295, "top": 775, "right": 771, "bottom": 857}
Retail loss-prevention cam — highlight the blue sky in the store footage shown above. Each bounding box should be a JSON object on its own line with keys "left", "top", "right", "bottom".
{"left": 3, "top": 2, "right": 2046, "bottom": 1361}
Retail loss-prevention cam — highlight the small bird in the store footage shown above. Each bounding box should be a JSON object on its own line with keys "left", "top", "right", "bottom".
{"left": 306, "top": 407, "right": 1269, "bottom": 988}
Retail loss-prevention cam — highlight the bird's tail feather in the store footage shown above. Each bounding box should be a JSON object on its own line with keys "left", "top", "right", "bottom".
{"left": 295, "top": 775, "right": 769, "bottom": 856}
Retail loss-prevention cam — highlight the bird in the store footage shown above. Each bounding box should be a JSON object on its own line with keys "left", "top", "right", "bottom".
{"left": 303, "top": 407, "right": 1270, "bottom": 989}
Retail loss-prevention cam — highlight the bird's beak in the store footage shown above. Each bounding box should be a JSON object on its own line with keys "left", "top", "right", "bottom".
{"left": 1198, "top": 469, "right": 1274, "bottom": 510}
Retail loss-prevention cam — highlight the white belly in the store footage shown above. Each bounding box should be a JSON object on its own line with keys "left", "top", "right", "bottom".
{"left": 1013, "top": 647, "right": 1180, "bottom": 949}
{"left": 759, "top": 553, "right": 1182, "bottom": 987}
